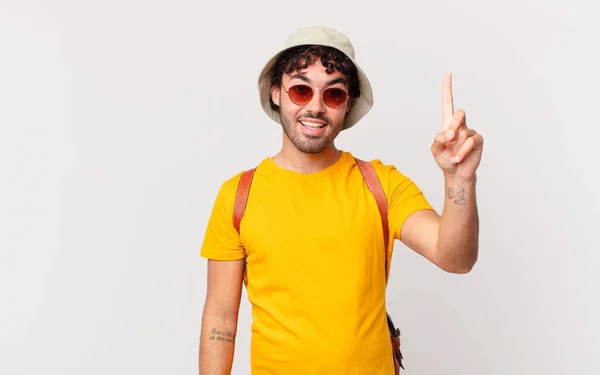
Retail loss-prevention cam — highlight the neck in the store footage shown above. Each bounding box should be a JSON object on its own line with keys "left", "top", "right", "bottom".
{"left": 273, "top": 139, "right": 341, "bottom": 174}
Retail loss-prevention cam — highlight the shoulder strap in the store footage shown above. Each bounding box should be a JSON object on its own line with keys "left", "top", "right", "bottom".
{"left": 354, "top": 158, "right": 389, "bottom": 252}
{"left": 354, "top": 158, "right": 391, "bottom": 281}
{"left": 233, "top": 168, "right": 256, "bottom": 234}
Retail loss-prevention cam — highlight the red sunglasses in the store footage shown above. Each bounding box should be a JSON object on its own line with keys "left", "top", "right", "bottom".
{"left": 282, "top": 84, "right": 349, "bottom": 108}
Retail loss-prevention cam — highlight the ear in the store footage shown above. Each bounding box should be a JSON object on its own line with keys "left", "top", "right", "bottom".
{"left": 271, "top": 84, "right": 281, "bottom": 106}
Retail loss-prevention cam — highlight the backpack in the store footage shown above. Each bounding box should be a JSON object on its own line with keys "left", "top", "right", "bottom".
{"left": 231, "top": 157, "right": 404, "bottom": 374}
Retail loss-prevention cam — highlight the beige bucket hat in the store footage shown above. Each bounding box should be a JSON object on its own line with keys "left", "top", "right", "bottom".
{"left": 257, "top": 26, "right": 373, "bottom": 130}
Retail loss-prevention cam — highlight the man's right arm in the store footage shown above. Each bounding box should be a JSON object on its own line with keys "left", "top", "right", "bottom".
{"left": 199, "top": 258, "right": 245, "bottom": 375}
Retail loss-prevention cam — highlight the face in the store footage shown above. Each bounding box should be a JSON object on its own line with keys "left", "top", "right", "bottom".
{"left": 271, "top": 59, "right": 351, "bottom": 155}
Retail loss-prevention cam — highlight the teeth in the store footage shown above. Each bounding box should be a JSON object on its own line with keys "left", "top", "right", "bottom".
{"left": 301, "top": 121, "right": 325, "bottom": 128}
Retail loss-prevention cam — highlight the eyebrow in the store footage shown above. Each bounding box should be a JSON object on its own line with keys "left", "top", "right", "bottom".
{"left": 289, "top": 74, "right": 347, "bottom": 87}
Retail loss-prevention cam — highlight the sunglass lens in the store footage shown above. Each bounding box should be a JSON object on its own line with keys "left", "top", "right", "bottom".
{"left": 289, "top": 85, "right": 313, "bottom": 105}
{"left": 323, "top": 88, "right": 347, "bottom": 108}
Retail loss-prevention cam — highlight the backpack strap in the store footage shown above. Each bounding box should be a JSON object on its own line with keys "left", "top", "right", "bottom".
{"left": 354, "top": 158, "right": 391, "bottom": 280}
{"left": 354, "top": 159, "right": 403, "bottom": 371}
{"left": 233, "top": 168, "right": 256, "bottom": 234}
{"left": 354, "top": 158, "right": 389, "bottom": 251}
{"left": 233, "top": 168, "right": 256, "bottom": 287}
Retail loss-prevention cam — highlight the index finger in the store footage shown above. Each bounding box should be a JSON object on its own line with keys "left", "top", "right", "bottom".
{"left": 442, "top": 72, "right": 454, "bottom": 130}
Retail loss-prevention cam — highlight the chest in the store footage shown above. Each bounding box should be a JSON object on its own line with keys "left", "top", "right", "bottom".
{"left": 238, "top": 177, "right": 386, "bottom": 277}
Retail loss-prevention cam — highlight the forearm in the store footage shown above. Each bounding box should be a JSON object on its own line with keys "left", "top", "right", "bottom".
{"left": 199, "top": 311, "right": 238, "bottom": 375}
{"left": 436, "top": 173, "right": 479, "bottom": 273}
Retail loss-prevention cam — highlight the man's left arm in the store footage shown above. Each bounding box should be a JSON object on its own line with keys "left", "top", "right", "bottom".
{"left": 399, "top": 72, "right": 483, "bottom": 274}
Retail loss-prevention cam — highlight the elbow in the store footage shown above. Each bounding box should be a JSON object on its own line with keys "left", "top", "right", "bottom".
{"left": 443, "top": 262, "right": 475, "bottom": 274}
{"left": 437, "top": 246, "right": 478, "bottom": 274}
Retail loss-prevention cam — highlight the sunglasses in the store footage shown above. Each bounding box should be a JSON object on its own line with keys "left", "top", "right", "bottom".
{"left": 282, "top": 84, "right": 349, "bottom": 108}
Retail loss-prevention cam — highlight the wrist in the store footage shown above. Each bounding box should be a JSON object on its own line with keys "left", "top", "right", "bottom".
{"left": 444, "top": 171, "right": 477, "bottom": 185}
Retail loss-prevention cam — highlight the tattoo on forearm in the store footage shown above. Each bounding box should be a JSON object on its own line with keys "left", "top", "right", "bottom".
{"left": 209, "top": 328, "right": 235, "bottom": 344}
{"left": 446, "top": 187, "right": 466, "bottom": 206}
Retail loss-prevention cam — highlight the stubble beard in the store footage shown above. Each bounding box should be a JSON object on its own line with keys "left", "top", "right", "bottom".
{"left": 280, "top": 113, "right": 342, "bottom": 155}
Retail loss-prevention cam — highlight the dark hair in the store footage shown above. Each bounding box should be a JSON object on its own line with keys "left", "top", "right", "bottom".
{"left": 268, "top": 45, "right": 361, "bottom": 111}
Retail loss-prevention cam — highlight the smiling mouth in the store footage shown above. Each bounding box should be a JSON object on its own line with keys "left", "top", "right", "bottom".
{"left": 299, "top": 120, "right": 327, "bottom": 128}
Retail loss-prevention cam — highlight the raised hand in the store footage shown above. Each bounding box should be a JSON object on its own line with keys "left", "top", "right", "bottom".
{"left": 430, "top": 73, "right": 484, "bottom": 180}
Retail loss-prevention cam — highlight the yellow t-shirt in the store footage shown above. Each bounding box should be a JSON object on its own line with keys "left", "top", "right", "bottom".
{"left": 201, "top": 151, "right": 434, "bottom": 374}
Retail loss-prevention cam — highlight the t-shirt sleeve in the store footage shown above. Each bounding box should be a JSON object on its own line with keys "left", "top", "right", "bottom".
{"left": 200, "top": 173, "right": 246, "bottom": 261}
{"left": 372, "top": 160, "right": 435, "bottom": 241}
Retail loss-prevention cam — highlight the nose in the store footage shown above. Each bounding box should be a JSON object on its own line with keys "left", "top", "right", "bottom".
{"left": 304, "top": 88, "right": 326, "bottom": 114}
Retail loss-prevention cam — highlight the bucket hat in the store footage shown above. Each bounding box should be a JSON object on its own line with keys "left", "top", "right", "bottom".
{"left": 257, "top": 26, "right": 373, "bottom": 130}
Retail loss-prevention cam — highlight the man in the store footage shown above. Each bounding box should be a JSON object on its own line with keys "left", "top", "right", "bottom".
{"left": 198, "top": 26, "right": 483, "bottom": 374}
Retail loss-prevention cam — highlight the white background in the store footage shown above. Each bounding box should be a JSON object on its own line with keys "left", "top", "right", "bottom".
{"left": 1, "top": 0, "right": 598, "bottom": 374}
